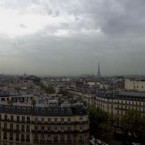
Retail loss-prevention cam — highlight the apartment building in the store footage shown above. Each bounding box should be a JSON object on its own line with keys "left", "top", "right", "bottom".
{"left": 125, "top": 79, "right": 145, "bottom": 92}
{"left": 95, "top": 91, "right": 145, "bottom": 115}
{"left": 0, "top": 100, "right": 89, "bottom": 145}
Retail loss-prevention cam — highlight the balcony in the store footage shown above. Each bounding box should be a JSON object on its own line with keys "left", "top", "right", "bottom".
{"left": 39, "top": 139, "right": 46, "bottom": 144}
{"left": 31, "top": 121, "right": 89, "bottom": 125}
{"left": 46, "top": 140, "right": 52, "bottom": 143}
{"left": 21, "top": 129, "right": 25, "bottom": 132}
{"left": 21, "top": 139, "right": 25, "bottom": 142}
{"left": 0, "top": 118, "right": 31, "bottom": 124}
{"left": 33, "top": 139, "right": 39, "bottom": 143}
{"left": 26, "top": 129, "right": 30, "bottom": 132}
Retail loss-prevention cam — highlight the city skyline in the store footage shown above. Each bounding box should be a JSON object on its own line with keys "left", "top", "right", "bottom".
{"left": 0, "top": 0, "right": 145, "bottom": 75}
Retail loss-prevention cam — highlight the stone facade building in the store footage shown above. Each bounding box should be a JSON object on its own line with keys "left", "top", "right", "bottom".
{"left": 0, "top": 101, "right": 89, "bottom": 145}
{"left": 95, "top": 91, "right": 145, "bottom": 115}
{"left": 125, "top": 79, "right": 145, "bottom": 92}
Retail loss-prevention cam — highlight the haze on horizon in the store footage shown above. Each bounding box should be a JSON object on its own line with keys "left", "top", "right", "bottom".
{"left": 0, "top": 0, "right": 145, "bottom": 76}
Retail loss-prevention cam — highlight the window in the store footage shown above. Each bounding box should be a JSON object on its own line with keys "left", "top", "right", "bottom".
{"left": 54, "top": 136, "right": 58, "bottom": 142}
{"left": 26, "top": 134, "right": 30, "bottom": 142}
{"left": 34, "top": 126, "right": 38, "bottom": 130}
{"left": 16, "top": 124, "right": 19, "bottom": 130}
{"left": 22, "top": 116, "right": 25, "bottom": 122}
{"left": 41, "top": 108, "right": 45, "bottom": 113}
{"left": 10, "top": 132, "right": 13, "bottom": 140}
{"left": 61, "top": 109, "right": 64, "bottom": 114}
{"left": 17, "top": 107, "right": 21, "bottom": 112}
{"left": 4, "top": 123, "right": 7, "bottom": 129}
{"left": 54, "top": 126, "right": 57, "bottom": 131}
{"left": 21, "top": 134, "right": 25, "bottom": 141}
{"left": 21, "top": 125, "right": 25, "bottom": 131}
{"left": 121, "top": 110, "right": 123, "bottom": 115}
{"left": 67, "top": 109, "right": 71, "bottom": 113}
{"left": 67, "top": 135, "right": 71, "bottom": 142}
{"left": 34, "top": 134, "right": 38, "bottom": 140}
{"left": 1, "top": 98, "right": 5, "bottom": 101}
{"left": 3, "top": 132, "right": 7, "bottom": 139}
{"left": 27, "top": 107, "right": 31, "bottom": 112}
{"left": 11, "top": 106, "right": 15, "bottom": 111}
{"left": 10, "top": 115, "right": 13, "bottom": 121}
{"left": 68, "top": 127, "right": 70, "bottom": 131}
{"left": 54, "top": 109, "right": 58, "bottom": 113}
{"left": 60, "top": 135, "right": 65, "bottom": 142}
{"left": 35, "top": 117, "right": 38, "bottom": 122}
{"left": 10, "top": 124, "right": 13, "bottom": 130}
{"left": 68, "top": 118, "right": 71, "bottom": 122}
{"left": 41, "top": 118, "right": 44, "bottom": 122}
{"left": 61, "top": 118, "right": 64, "bottom": 122}
{"left": 41, "top": 126, "right": 44, "bottom": 131}
{"left": 41, "top": 134, "right": 44, "bottom": 138}
{"left": 16, "top": 133, "right": 19, "bottom": 141}
{"left": 48, "top": 135, "right": 51, "bottom": 141}
{"left": 27, "top": 117, "right": 30, "bottom": 122}
{"left": 26, "top": 125, "right": 30, "bottom": 131}
{"left": 4, "top": 115, "right": 7, "bottom": 120}
{"left": 22, "top": 107, "right": 26, "bottom": 112}
{"left": 61, "top": 126, "right": 64, "bottom": 131}
{"left": 48, "top": 118, "right": 51, "bottom": 122}
{"left": 17, "top": 116, "right": 20, "bottom": 122}
{"left": 80, "top": 126, "right": 83, "bottom": 131}
{"left": 54, "top": 118, "right": 57, "bottom": 122}
{"left": 79, "top": 135, "right": 83, "bottom": 141}
{"left": 48, "top": 126, "right": 51, "bottom": 131}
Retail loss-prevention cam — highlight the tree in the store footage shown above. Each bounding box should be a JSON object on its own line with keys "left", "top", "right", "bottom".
{"left": 121, "top": 109, "right": 145, "bottom": 144}
{"left": 40, "top": 83, "right": 55, "bottom": 94}
{"left": 88, "top": 107, "right": 113, "bottom": 143}
{"left": 46, "top": 85, "right": 55, "bottom": 94}
{"left": 58, "top": 89, "right": 69, "bottom": 96}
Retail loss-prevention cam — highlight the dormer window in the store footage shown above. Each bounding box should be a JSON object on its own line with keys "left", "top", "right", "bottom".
{"left": 61, "top": 109, "right": 64, "bottom": 114}
{"left": 54, "top": 109, "right": 57, "bottom": 113}
{"left": 17, "top": 107, "right": 21, "bottom": 112}
{"left": 35, "top": 108, "right": 39, "bottom": 112}
{"left": 48, "top": 109, "right": 51, "bottom": 114}
{"left": 67, "top": 109, "right": 71, "bottom": 113}
{"left": 22, "top": 107, "right": 26, "bottom": 112}
{"left": 27, "top": 107, "right": 31, "bottom": 112}
{"left": 41, "top": 108, "right": 45, "bottom": 113}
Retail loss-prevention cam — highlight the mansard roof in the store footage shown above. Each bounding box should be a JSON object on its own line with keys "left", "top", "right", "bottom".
{"left": 0, "top": 102, "right": 87, "bottom": 116}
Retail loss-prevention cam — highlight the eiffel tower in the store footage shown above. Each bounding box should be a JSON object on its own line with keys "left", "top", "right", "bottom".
{"left": 97, "top": 63, "right": 101, "bottom": 77}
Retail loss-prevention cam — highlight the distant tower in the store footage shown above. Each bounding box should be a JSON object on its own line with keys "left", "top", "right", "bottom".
{"left": 97, "top": 63, "right": 101, "bottom": 77}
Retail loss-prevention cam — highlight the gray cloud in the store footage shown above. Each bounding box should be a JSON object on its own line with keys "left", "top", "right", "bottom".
{"left": 0, "top": 0, "right": 145, "bottom": 76}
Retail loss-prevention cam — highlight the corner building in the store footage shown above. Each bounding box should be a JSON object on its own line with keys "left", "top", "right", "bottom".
{"left": 95, "top": 91, "right": 145, "bottom": 115}
{"left": 0, "top": 103, "right": 89, "bottom": 145}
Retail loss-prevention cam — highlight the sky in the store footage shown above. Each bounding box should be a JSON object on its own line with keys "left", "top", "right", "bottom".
{"left": 0, "top": 0, "right": 145, "bottom": 76}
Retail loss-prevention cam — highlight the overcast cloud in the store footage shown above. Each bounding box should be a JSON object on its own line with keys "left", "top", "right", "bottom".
{"left": 0, "top": 0, "right": 145, "bottom": 76}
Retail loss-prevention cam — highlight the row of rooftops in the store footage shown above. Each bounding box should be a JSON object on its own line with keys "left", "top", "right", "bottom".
{"left": 0, "top": 101, "right": 87, "bottom": 116}
{"left": 0, "top": 90, "right": 9, "bottom": 97}
{"left": 69, "top": 86, "right": 145, "bottom": 99}
{"left": 0, "top": 87, "right": 88, "bottom": 116}
{"left": 96, "top": 91, "right": 145, "bottom": 101}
